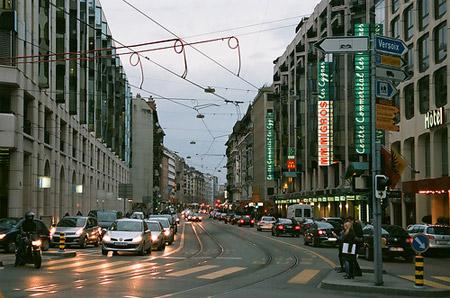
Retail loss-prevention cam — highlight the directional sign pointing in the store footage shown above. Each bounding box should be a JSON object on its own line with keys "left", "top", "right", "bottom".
{"left": 376, "top": 80, "right": 398, "bottom": 99}
{"left": 411, "top": 234, "right": 430, "bottom": 254}
{"left": 315, "top": 36, "right": 369, "bottom": 53}
{"left": 375, "top": 36, "right": 408, "bottom": 56}
{"left": 376, "top": 67, "right": 408, "bottom": 82}
{"left": 376, "top": 54, "right": 405, "bottom": 68}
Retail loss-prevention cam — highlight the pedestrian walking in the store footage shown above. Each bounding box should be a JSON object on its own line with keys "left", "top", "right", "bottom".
{"left": 352, "top": 218, "right": 364, "bottom": 277}
{"left": 341, "top": 221, "right": 357, "bottom": 279}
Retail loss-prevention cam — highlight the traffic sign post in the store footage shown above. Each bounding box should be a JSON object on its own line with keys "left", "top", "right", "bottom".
{"left": 411, "top": 234, "right": 430, "bottom": 254}
{"left": 376, "top": 54, "right": 405, "bottom": 68}
{"left": 375, "top": 66, "right": 408, "bottom": 82}
{"left": 411, "top": 234, "right": 429, "bottom": 289}
{"left": 375, "top": 36, "right": 408, "bottom": 56}
{"left": 376, "top": 80, "right": 397, "bottom": 99}
{"left": 315, "top": 36, "right": 369, "bottom": 53}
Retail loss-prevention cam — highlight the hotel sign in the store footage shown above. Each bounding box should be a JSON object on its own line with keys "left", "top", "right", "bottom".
{"left": 354, "top": 24, "right": 371, "bottom": 155}
{"left": 425, "top": 107, "right": 444, "bottom": 129}
{"left": 266, "top": 111, "right": 275, "bottom": 180}
{"left": 317, "top": 61, "right": 333, "bottom": 166}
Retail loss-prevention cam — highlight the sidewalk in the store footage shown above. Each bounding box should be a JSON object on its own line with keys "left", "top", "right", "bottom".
{"left": 321, "top": 269, "right": 450, "bottom": 297}
{"left": 0, "top": 249, "right": 76, "bottom": 267}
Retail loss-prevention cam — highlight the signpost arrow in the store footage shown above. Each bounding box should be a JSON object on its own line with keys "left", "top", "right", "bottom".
{"left": 376, "top": 80, "right": 398, "bottom": 99}
{"left": 315, "top": 36, "right": 369, "bottom": 53}
{"left": 376, "top": 54, "right": 405, "bottom": 68}
{"left": 376, "top": 67, "right": 408, "bottom": 81}
{"left": 375, "top": 36, "right": 408, "bottom": 56}
{"left": 411, "top": 234, "right": 430, "bottom": 254}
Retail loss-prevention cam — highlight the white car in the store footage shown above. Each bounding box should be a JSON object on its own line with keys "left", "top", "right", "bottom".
{"left": 102, "top": 219, "right": 152, "bottom": 255}
{"left": 145, "top": 220, "right": 165, "bottom": 251}
{"left": 257, "top": 216, "right": 276, "bottom": 231}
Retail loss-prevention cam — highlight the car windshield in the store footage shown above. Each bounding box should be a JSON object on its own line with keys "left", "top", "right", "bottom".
{"left": 57, "top": 218, "right": 86, "bottom": 227}
{"left": 279, "top": 219, "right": 293, "bottom": 224}
{"left": 427, "top": 226, "right": 450, "bottom": 235}
{"left": 262, "top": 217, "right": 275, "bottom": 221}
{"left": 97, "top": 212, "right": 117, "bottom": 222}
{"left": 110, "top": 221, "right": 142, "bottom": 232}
{"left": 0, "top": 218, "right": 18, "bottom": 229}
{"left": 146, "top": 222, "right": 162, "bottom": 231}
{"left": 317, "top": 222, "right": 334, "bottom": 229}
{"left": 363, "top": 225, "right": 389, "bottom": 235}
{"left": 153, "top": 219, "right": 170, "bottom": 228}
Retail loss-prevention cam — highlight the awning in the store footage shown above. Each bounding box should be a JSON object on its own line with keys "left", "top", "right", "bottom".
{"left": 344, "top": 162, "right": 369, "bottom": 179}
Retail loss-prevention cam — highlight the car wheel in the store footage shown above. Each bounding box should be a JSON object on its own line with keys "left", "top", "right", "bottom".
{"left": 6, "top": 241, "right": 16, "bottom": 253}
{"left": 80, "top": 236, "right": 88, "bottom": 249}
{"left": 41, "top": 239, "right": 50, "bottom": 251}
{"left": 365, "top": 246, "right": 374, "bottom": 261}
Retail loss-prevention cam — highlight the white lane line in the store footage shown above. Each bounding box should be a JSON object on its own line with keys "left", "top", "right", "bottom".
{"left": 166, "top": 265, "right": 218, "bottom": 277}
{"left": 74, "top": 261, "right": 129, "bottom": 273}
{"left": 103, "top": 262, "right": 156, "bottom": 275}
{"left": 46, "top": 259, "right": 102, "bottom": 270}
{"left": 197, "top": 266, "right": 246, "bottom": 280}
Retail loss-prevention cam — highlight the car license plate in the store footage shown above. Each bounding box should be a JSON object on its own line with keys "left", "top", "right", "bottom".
{"left": 114, "top": 242, "right": 127, "bottom": 246}
{"left": 389, "top": 247, "right": 404, "bottom": 252}
{"left": 286, "top": 225, "right": 292, "bottom": 228}
{"left": 328, "top": 238, "right": 337, "bottom": 241}
{"left": 437, "top": 241, "right": 449, "bottom": 245}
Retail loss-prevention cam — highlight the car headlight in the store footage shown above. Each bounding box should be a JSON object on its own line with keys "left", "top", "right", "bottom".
{"left": 31, "top": 239, "right": 42, "bottom": 246}
{"left": 133, "top": 235, "right": 143, "bottom": 242}
{"left": 151, "top": 234, "right": 158, "bottom": 241}
{"left": 75, "top": 228, "right": 84, "bottom": 236}
{"left": 164, "top": 230, "right": 170, "bottom": 236}
{"left": 50, "top": 227, "right": 56, "bottom": 235}
{"left": 102, "top": 234, "right": 111, "bottom": 242}
{"left": 0, "top": 234, "right": 5, "bottom": 240}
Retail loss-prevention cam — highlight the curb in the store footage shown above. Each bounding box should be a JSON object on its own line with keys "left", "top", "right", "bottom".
{"left": 320, "top": 279, "right": 450, "bottom": 297}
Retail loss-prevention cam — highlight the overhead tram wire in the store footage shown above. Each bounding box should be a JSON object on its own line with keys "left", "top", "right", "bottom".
{"left": 121, "top": 0, "right": 260, "bottom": 90}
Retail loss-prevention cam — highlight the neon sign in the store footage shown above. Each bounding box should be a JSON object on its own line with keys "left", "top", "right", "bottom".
{"left": 317, "top": 61, "right": 333, "bottom": 166}
{"left": 266, "top": 111, "right": 275, "bottom": 180}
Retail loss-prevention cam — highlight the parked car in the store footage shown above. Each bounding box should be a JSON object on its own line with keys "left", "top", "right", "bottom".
{"left": 102, "top": 219, "right": 152, "bottom": 256}
{"left": 149, "top": 217, "right": 174, "bottom": 245}
{"left": 51, "top": 216, "right": 101, "bottom": 248}
{"left": 150, "top": 214, "right": 177, "bottom": 234}
{"left": 361, "top": 224, "right": 414, "bottom": 262}
{"left": 0, "top": 217, "right": 51, "bottom": 253}
{"left": 271, "top": 218, "right": 300, "bottom": 237}
{"left": 407, "top": 224, "right": 450, "bottom": 252}
{"left": 145, "top": 220, "right": 165, "bottom": 251}
{"left": 238, "top": 215, "right": 255, "bottom": 227}
{"left": 256, "top": 216, "right": 276, "bottom": 231}
{"left": 303, "top": 221, "right": 337, "bottom": 246}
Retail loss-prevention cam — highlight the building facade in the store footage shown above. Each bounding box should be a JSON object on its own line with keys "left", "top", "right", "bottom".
{"left": 160, "top": 147, "right": 176, "bottom": 203}
{"left": 0, "top": 0, "right": 132, "bottom": 220}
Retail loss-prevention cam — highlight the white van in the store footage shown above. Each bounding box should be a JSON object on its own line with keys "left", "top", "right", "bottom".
{"left": 287, "top": 204, "right": 313, "bottom": 222}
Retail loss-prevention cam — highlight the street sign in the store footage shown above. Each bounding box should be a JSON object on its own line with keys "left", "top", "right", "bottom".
{"left": 376, "top": 80, "right": 397, "bottom": 99}
{"left": 315, "top": 36, "right": 369, "bottom": 53}
{"left": 376, "top": 120, "right": 400, "bottom": 132}
{"left": 411, "top": 234, "right": 430, "bottom": 254}
{"left": 376, "top": 103, "right": 399, "bottom": 115}
{"left": 376, "top": 54, "right": 405, "bottom": 68}
{"left": 376, "top": 66, "right": 408, "bottom": 81}
{"left": 375, "top": 36, "right": 407, "bottom": 56}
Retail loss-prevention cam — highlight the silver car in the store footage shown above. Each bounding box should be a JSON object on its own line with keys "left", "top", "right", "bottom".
{"left": 102, "top": 219, "right": 152, "bottom": 255}
{"left": 51, "top": 216, "right": 100, "bottom": 248}
{"left": 145, "top": 220, "right": 165, "bottom": 251}
{"left": 257, "top": 216, "right": 276, "bottom": 231}
{"left": 149, "top": 217, "right": 174, "bottom": 245}
{"left": 407, "top": 224, "right": 450, "bottom": 250}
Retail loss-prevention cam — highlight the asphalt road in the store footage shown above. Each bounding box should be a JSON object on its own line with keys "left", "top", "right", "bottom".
{"left": 1, "top": 218, "right": 449, "bottom": 298}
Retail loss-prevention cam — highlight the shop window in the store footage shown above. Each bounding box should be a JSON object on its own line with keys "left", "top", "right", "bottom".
{"left": 434, "top": 66, "right": 447, "bottom": 107}
{"left": 418, "top": 34, "right": 429, "bottom": 72}
{"left": 434, "top": 22, "right": 447, "bottom": 64}
{"left": 435, "top": 0, "right": 447, "bottom": 19}
{"left": 418, "top": 76, "right": 429, "bottom": 114}
{"left": 419, "top": 0, "right": 430, "bottom": 30}
{"left": 404, "top": 5, "right": 414, "bottom": 41}
{"left": 404, "top": 83, "right": 414, "bottom": 120}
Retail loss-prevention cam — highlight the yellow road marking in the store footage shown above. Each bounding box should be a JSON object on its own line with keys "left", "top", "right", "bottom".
{"left": 399, "top": 275, "right": 450, "bottom": 289}
{"left": 74, "top": 261, "right": 129, "bottom": 272}
{"left": 46, "top": 259, "right": 101, "bottom": 270}
{"left": 103, "top": 262, "right": 156, "bottom": 274}
{"left": 288, "top": 269, "right": 320, "bottom": 284}
{"left": 197, "top": 267, "right": 245, "bottom": 280}
{"left": 167, "top": 265, "right": 218, "bottom": 277}
{"left": 432, "top": 276, "right": 450, "bottom": 283}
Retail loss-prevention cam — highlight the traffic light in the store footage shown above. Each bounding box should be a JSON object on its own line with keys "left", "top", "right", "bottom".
{"left": 375, "top": 175, "right": 389, "bottom": 199}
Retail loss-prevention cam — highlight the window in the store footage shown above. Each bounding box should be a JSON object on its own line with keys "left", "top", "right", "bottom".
{"left": 392, "top": 0, "right": 400, "bottom": 13}
{"left": 418, "top": 76, "right": 429, "bottom": 114}
{"left": 406, "top": 44, "right": 414, "bottom": 75}
{"left": 419, "top": 0, "right": 430, "bottom": 30}
{"left": 404, "top": 5, "right": 414, "bottom": 40}
{"left": 404, "top": 83, "right": 414, "bottom": 120}
{"left": 424, "top": 134, "right": 431, "bottom": 177}
{"left": 434, "top": 66, "right": 447, "bottom": 107}
{"left": 393, "top": 94, "right": 400, "bottom": 124}
{"left": 419, "top": 34, "right": 429, "bottom": 72}
{"left": 435, "top": 0, "right": 447, "bottom": 19}
{"left": 434, "top": 22, "right": 447, "bottom": 63}
{"left": 391, "top": 17, "right": 400, "bottom": 38}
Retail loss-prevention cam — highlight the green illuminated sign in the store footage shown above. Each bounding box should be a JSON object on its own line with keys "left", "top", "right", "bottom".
{"left": 266, "top": 111, "right": 275, "bottom": 180}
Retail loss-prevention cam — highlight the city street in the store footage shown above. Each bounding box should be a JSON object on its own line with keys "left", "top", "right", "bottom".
{"left": 1, "top": 218, "right": 449, "bottom": 298}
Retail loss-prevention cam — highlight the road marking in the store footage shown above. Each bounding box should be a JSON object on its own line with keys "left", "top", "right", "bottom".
{"left": 166, "top": 265, "right": 218, "bottom": 277}
{"left": 46, "top": 257, "right": 82, "bottom": 265}
{"left": 103, "top": 262, "right": 157, "bottom": 275}
{"left": 197, "top": 266, "right": 245, "bottom": 280}
{"left": 216, "top": 257, "right": 242, "bottom": 260}
{"left": 432, "top": 276, "right": 450, "bottom": 283}
{"left": 399, "top": 275, "right": 450, "bottom": 289}
{"left": 288, "top": 269, "right": 320, "bottom": 284}
{"left": 74, "top": 261, "right": 129, "bottom": 272}
{"left": 46, "top": 259, "right": 101, "bottom": 270}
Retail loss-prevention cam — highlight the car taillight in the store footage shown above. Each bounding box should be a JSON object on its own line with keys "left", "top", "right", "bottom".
{"left": 277, "top": 225, "right": 284, "bottom": 230}
{"left": 294, "top": 226, "right": 300, "bottom": 231}
{"left": 318, "top": 230, "right": 325, "bottom": 235}
{"left": 250, "top": 220, "right": 255, "bottom": 224}
{"left": 406, "top": 236, "right": 413, "bottom": 244}
{"left": 240, "top": 219, "right": 244, "bottom": 223}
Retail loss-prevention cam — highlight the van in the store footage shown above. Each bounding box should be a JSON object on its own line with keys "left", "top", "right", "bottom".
{"left": 287, "top": 204, "right": 313, "bottom": 222}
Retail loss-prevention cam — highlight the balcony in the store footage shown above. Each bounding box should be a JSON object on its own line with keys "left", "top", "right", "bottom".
{"left": 0, "top": 113, "right": 16, "bottom": 147}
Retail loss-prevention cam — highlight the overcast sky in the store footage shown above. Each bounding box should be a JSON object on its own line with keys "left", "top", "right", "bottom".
{"left": 100, "top": 0, "right": 318, "bottom": 183}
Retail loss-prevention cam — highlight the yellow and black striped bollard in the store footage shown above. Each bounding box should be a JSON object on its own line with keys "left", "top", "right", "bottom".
{"left": 59, "top": 232, "right": 65, "bottom": 251}
{"left": 414, "top": 255, "right": 424, "bottom": 288}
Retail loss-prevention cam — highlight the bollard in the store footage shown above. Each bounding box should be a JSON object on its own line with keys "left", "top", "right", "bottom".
{"left": 59, "top": 232, "right": 65, "bottom": 251}
{"left": 414, "top": 255, "right": 424, "bottom": 288}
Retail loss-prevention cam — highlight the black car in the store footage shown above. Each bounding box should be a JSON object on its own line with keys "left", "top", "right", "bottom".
{"left": 303, "top": 221, "right": 338, "bottom": 246}
{"left": 238, "top": 215, "right": 255, "bottom": 227}
{"left": 231, "top": 215, "right": 242, "bottom": 225}
{"left": 271, "top": 218, "right": 301, "bottom": 237}
{"left": 0, "top": 217, "right": 51, "bottom": 253}
{"left": 360, "top": 224, "right": 414, "bottom": 262}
